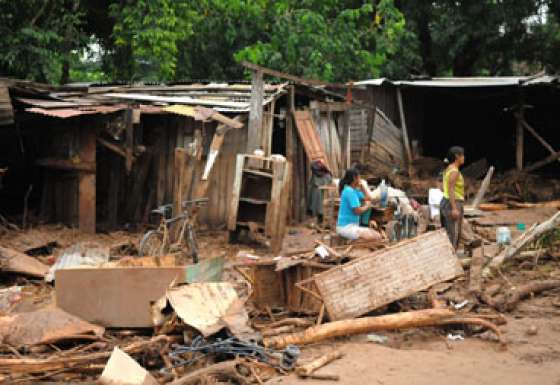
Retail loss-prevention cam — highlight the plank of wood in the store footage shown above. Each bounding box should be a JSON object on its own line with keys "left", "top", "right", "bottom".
{"left": 247, "top": 69, "right": 264, "bottom": 153}
{"left": 36, "top": 158, "right": 95, "bottom": 172}
{"left": 173, "top": 148, "right": 187, "bottom": 216}
{"left": 523, "top": 150, "right": 560, "bottom": 173}
{"left": 471, "top": 166, "right": 494, "bottom": 209}
{"left": 125, "top": 108, "right": 134, "bottom": 173}
{"left": 156, "top": 131, "right": 167, "bottom": 206}
{"left": 313, "top": 230, "right": 463, "bottom": 320}
{"left": 396, "top": 88, "right": 413, "bottom": 170}
{"left": 227, "top": 154, "right": 245, "bottom": 230}
{"left": 107, "top": 154, "right": 120, "bottom": 229}
{"left": 516, "top": 110, "right": 524, "bottom": 170}
{"left": 521, "top": 119, "right": 560, "bottom": 163}
{"left": 78, "top": 127, "right": 96, "bottom": 234}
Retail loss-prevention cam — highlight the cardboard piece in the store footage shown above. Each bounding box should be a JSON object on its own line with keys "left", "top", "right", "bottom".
{"left": 55, "top": 257, "right": 224, "bottom": 328}
{"left": 0, "top": 306, "right": 104, "bottom": 346}
{"left": 99, "top": 347, "right": 158, "bottom": 385}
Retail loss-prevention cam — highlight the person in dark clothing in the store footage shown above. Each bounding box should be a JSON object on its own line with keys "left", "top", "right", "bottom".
{"left": 307, "top": 159, "right": 332, "bottom": 223}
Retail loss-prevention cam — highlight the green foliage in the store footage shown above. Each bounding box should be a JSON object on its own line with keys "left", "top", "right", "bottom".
{"left": 234, "top": 0, "right": 409, "bottom": 82}
{"left": 0, "top": 0, "right": 559, "bottom": 83}
{"left": 109, "top": 0, "right": 196, "bottom": 81}
{"left": 0, "top": 0, "right": 87, "bottom": 83}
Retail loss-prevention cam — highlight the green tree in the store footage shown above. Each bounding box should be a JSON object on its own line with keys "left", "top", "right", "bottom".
{"left": 0, "top": 0, "right": 87, "bottom": 83}
{"left": 109, "top": 0, "right": 196, "bottom": 81}
{"left": 234, "top": 0, "right": 412, "bottom": 82}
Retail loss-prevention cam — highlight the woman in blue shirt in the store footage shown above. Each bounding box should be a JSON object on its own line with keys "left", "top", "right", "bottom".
{"left": 336, "top": 168, "right": 382, "bottom": 241}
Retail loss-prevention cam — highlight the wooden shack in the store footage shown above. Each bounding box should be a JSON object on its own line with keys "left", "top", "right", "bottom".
{"left": 0, "top": 74, "right": 358, "bottom": 233}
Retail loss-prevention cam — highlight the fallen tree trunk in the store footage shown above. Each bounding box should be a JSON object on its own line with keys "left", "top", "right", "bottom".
{"left": 264, "top": 309, "right": 504, "bottom": 349}
{"left": 167, "top": 359, "right": 252, "bottom": 385}
{"left": 297, "top": 350, "right": 344, "bottom": 377}
{"left": 500, "top": 280, "right": 560, "bottom": 312}
{"left": 264, "top": 309, "right": 454, "bottom": 349}
{"left": 483, "top": 211, "right": 560, "bottom": 277}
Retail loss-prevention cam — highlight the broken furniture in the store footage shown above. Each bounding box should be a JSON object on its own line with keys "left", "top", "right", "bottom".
{"left": 227, "top": 154, "right": 291, "bottom": 253}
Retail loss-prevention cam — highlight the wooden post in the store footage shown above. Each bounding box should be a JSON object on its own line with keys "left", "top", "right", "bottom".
{"left": 341, "top": 109, "right": 351, "bottom": 170}
{"left": 521, "top": 119, "right": 560, "bottom": 163}
{"left": 173, "top": 148, "right": 187, "bottom": 216}
{"left": 107, "top": 154, "right": 120, "bottom": 229}
{"left": 78, "top": 125, "right": 96, "bottom": 234}
{"left": 247, "top": 69, "right": 264, "bottom": 154}
{"left": 124, "top": 108, "right": 134, "bottom": 174}
{"left": 516, "top": 107, "right": 524, "bottom": 171}
{"left": 396, "top": 88, "right": 413, "bottom": 172}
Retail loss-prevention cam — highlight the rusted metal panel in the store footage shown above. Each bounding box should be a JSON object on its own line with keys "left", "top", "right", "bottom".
{"left": 0, "top": 307, "right": 104, "bottom": 346}
{"left": 0, "top": 86, "right": 14, "bottom": 126}
{"left": 293, "top": 110, "right": 330, "bottom": 169}
{"left": 314, "top": 230, "right": 464, "bottom": 320}
{"left": 25, "top": 105, "right": 126, "bottom": 118}
{"left": 55, "top": 267, "right": 186, "bottom": 328}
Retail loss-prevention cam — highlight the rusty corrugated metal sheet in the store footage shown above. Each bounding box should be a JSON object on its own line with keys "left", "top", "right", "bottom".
{"left": 0, "top": 86, "right": 14, "bottom": 126}
{"left": 26, "top": 105, "right": 127, "bottom": 118}
{"left": 293, "top": 109, "right": 330, "bottom": 169}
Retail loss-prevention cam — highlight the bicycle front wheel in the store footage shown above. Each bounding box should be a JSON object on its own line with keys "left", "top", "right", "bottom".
{"left": 139, "top": 230, "right": 166, "bottom": 257}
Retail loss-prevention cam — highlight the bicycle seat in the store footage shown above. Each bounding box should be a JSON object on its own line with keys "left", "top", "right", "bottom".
{"left": 181, "top": 198, "right": 209, "bottom": 209}
{"left": 151, "top": 204, "right": 173, "bottom": 219}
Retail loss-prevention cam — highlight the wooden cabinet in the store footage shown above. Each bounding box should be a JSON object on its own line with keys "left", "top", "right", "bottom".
{"left": 227, "top": 154, "right": 291, "bottom": 253}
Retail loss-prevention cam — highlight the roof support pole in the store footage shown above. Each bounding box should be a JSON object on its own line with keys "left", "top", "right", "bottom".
{"left": 247, "top": 69, "right": 264, "bottom": 154}
{"left": 515, "top": 91, "right": 525, "bottom": 171}
{"left": 396, "top": 88, "right": 413, "bottom": 174}
{"left": 78, "top": 124, "right": 96, "bottom": 234}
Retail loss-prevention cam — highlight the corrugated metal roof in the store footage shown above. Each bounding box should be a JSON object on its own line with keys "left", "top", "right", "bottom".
{"left": 355, "top": 74, "right": 559, "bottom": 88}
{"left": 26, "top": 105, "right": 126, "bottom": 118}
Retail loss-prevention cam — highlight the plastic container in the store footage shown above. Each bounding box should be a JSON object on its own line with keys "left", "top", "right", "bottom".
{"left": 517, "top": 223, "right": 526, "bottom": 232}
{"left": 496, "top": 226, "right": 512, "bottom": 246}
{"left": 379, "top": 179, "right": 388, "bottom": 208}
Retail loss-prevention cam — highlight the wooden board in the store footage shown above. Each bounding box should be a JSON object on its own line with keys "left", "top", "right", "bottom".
{"left": 55, "top": 267, "right": 185, "bottom": 327}
{"left": 472, "top": 207, "right": 557, "bottom": 226}
{"left": 78, "top": 126, "right": 96, "bottom": 234}
{"left": 293, "top": 110, "right": 330, "bottom": 170}
{"left": 314, "top": 230, "right": 463, "bottom": 320}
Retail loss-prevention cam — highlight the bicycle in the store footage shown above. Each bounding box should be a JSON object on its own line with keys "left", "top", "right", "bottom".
{"left": 138, "top": 198, "right": 208, "bottom": 263}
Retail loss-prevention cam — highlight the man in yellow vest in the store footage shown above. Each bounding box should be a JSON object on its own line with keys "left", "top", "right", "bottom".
{"left": 440, "top": 146, "right": 465, "bottom": 249}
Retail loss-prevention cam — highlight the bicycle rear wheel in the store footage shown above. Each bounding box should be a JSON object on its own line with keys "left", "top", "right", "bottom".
{"left": 139, "top": 230, "right": 166, "bottom": 257}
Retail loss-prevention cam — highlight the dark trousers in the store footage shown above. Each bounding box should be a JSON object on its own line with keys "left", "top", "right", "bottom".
{"left": 440, "top": 198, "right": 464, "bottom": 249}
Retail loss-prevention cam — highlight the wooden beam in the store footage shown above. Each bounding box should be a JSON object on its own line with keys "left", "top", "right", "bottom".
{"left": 515, "top": 108, "right": 524, "bottom": 170}
{"left": 36, "top": 158, "right": 95, "bottom": 172}
{"left": 242, "top": 61, "right": 346, "bottom": 88}
{"left": 173, "top": 147, "right": 187, "bottom": 216}
{"left": 523, "top": 150, "right": 560, "bottom": 173}
{"left": 471, "top": 166, "right": 494, "bottom": 209}
{"left": 125, "top": 108, "right": 134, "bottom": 173}
{"left": 78, "top": 126, "right": 96, "bottom": 234}
{"left": 396, "top": 88, "right": 413, "bottom": 171}
{"left": 247, "top": 69, "right": 264, "bottom": 154}
{"left": 521, "top": 119, "right": 560, "bottom": 163}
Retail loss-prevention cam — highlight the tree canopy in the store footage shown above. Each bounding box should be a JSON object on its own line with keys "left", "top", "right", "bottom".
{"left": 0, "top": 0, "right": 558, "bottom": 84}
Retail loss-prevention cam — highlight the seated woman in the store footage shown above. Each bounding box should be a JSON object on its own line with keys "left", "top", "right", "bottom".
{"left": 336, "top": 168, "right": 382, "bottom": 241}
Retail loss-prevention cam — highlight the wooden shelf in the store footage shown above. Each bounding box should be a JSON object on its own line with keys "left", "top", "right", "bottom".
{"left": 239, "top": 197, "right": 269, "bottom": 205}
{"left": 242, "top": 168, "right": 273, "bottom": 178}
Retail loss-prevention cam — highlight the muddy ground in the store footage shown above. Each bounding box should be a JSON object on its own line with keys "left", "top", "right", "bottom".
{"left": 1, "top": 224, "right": 559, "bottom": 385}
